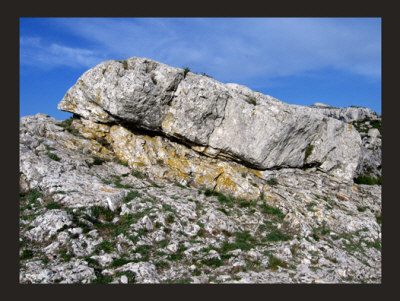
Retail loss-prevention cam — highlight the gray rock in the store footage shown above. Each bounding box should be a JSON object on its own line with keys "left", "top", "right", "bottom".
{"left": 58, "top": 57, "right": 362, "bottom": 181}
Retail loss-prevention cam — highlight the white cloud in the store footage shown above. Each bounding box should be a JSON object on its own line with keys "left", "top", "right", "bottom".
{"left": 20, "top": 36, "right": 106, "bottom": 70}
{"left": 23, "top": 18, "right": 381, "bottom": 82}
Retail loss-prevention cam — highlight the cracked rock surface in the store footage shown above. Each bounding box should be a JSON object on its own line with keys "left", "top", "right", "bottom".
{"left": 58, "top": 57, "right": 364, "bottom": 181}
{"left": 19, "top": 113, "right": 381, "bottom": 284}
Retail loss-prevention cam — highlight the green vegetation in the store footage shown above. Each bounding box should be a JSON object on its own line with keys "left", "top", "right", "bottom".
{"left": 245, "top": 96, "right": 257, "bottom": 106}
{"left": 46, "top": 151, "right": 61, "bottom": 161}
{"left": 123, "top": 190, "right": 141, "bottom": 203}
{"left": 56, "top": 117, "right": 80, "bottom": 136}
{"left": 201, "top": 257, "right": 222, "bottom": 267}
{"left": 90, "top": 205, "right": 114, "bottom": 222}
{"left": 20, "top": 249, "right": 34, "bottom": 260}
{"left": 95, "top": 240, "right": 115, "bottom": 254}
{"left": 267, "top": 178, "right": 279, "bottom": 187}
{"left": 266, "top": 230, "right": 291, "bottom": 242}
{"left": 117, "top": 160, "right": 129, "bottom": 167}
{"left": 354, "top": 175, "right": 381, "bottom": 185}
{"left": 110, "top": 258, "right": 132, "bottom": 268}
{"left": 45, "top": 202, "right": 62, "bottom": 210}
{"left": 304, "top": 144, "right": 314, "bottom": 161}
{"left": 268, "top": 255, "right": 288, "bottom": 270}
{"left": 220, "top": 231, "right": 257, "bottom": 252}
{"left": 88, "top": 156, "right": 106, "bottom": 167}
{"left": 91, "top": 273, "right": 113, "bottom": 284}
{"left": 260, "top": 202, "right": 285, "bottom": 220}
{"left": 115, "top": 271, "right": 136, "bottom": 283}
{"left": 131, "top": 170, "right": 143, "bottom": 179}
{"left": 183, "top": 67, "right": 190, "bottom": 78}
{"left": 306, "top": 201, "right": 317, "bottom": 212}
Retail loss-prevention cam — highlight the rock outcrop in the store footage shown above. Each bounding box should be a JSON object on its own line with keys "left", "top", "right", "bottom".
{"left": 309, "top": 103, "right": 380, "bottom": 123}
{"left": 19, "top": 114, "right": 381, "bottom": 284}
{"left": 58, "top": 57, "right": 362, "bottom": 181}
{"left": 20, "top": 57, "right": 381, "bottom": 284}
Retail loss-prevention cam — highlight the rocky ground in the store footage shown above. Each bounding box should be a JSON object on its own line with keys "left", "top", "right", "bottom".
{"left": 19, "top": 114, "right": 381, "bottom": 284}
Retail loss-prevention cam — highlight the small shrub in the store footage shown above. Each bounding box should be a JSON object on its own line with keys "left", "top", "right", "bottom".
{"left": 165, "top": 214, "right": 175, "bottom": 224}
{"left": 46, "top": 152, "right": 61, "bottom": 161}
{"left": 304, "top": 144, "right": 314, "bottom": 161}
{"left": 246, "top": 96, "right": 257, "bottom": 106}
{"left": 20, "top": 249, "right": 34, "bottom": 260}
{"left": 183, "top": 67, "right": 190, "bottom": 78}
{"left": 131, "top": 170, "right": 143, "bottom": 179}
{"left": 90, "top": 205, "right": 114, "bottom": 221}
{"left": 91, "top": 274, "right": 113, "bottom": 284}
{"left": 115, "top": 270, "right": 136, "bottom": 283}
{"left": 88, "top": 156, "right": 106, "bottom": 167}
{"left": 354, "top": 175, "right": 382, "bottom": 185}
{"left": 306, "top": 202, "right": 317, "bottom": 212}
{"left": 122, "top": 60, "right": 128, "bottom": 70}
{"left": 267, "top": 178, "right": 279, "bottom": 187}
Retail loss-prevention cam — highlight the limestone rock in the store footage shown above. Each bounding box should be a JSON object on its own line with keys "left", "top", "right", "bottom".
{"left": 58, "top": 57, "right": 362, "bottom": 181}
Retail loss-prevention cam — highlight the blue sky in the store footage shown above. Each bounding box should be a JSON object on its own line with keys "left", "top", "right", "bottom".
{"left": 20, "top": 17, "right": 381, "bottom": 120}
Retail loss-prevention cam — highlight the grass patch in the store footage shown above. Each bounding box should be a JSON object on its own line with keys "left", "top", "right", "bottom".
{"left": 201, "top": 257, "right": 222, "bottom": 267}
{"left": 123, "top": 190, "right": 141, "bottom": 203}
{"left": 45, "top": 202, "right": 62, "bottom": 210}
{"left": 96, "top": 240, "right": 115, "bottom": 254}
{"left": 268, "top": 255, "right": 288, "bottom": 270}
{"left": 90, "top": 205, "right": 115, "bottom": 222}
{"left": 56, "top": 117, "right": 80, "bottom": 136}
{"left": 260, "top": 203, "right": 285, "bottom": 219}
{"left": 221, "top": 231, "right": 257, "bottom": 252}
{"left": 266, "top": 230, "right": 292, "bottom": 242}
{"left": 110, "top": 258, "right": 132, "bottom": 268}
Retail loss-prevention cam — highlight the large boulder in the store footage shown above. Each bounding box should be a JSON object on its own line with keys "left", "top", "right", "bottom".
{"left": 58, "top": 57, "right": 362, "bottom": 181}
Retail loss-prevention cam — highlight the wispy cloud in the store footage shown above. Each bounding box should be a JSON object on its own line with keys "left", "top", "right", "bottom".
{"left": 22, "top": 18, "right": 381, "bottom": 84}
{"left": 20, "top": 36, "right": 106, "bottom": 70}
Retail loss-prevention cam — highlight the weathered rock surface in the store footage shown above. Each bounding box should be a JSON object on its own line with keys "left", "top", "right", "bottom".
{"left": 19, "top": 114, "right": 381, "bottom": 284}
{"left": 307, "top": 103, "right": 382, "bottom": 180}
{"left": 309, "top": 103, "right": 380, "bottom": 123}
{"left": 58, "top": 57, "right": 362, "bottom": 181}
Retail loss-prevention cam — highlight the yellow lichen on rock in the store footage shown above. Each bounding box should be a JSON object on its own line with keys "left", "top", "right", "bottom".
{"left": 72, "top": 119, "right": 263, "bottom": 199}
